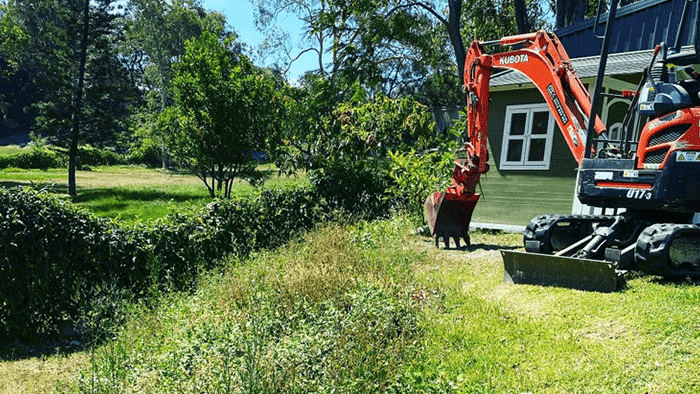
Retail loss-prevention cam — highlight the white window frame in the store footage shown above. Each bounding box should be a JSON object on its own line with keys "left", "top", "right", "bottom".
{"left": 499, "top": 103, "right": 555, "bottom": 170}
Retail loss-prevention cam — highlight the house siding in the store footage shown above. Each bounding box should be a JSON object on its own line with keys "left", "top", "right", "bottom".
{"left": 487, "top": 89, "right": 579, "bottom": 178}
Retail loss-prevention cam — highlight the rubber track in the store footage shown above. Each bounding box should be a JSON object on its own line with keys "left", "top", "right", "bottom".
{"left": 635, "top": 223, "right": 700, "bottom": 277}
{"left": 524, "top": 214, "right": 616, "bottom": 254}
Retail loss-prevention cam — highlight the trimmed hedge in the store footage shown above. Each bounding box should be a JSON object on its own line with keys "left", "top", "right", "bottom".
{"left": 0, "top": 186, "right": 328, "bottom": 342}
{"left": 0, "top": 147, "right": 66, "bottom": 169}
{"left": 0, "top": 145, "right": 130, "bottom": 170}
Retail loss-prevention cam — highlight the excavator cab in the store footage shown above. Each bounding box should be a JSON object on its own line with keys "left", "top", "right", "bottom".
{"left": 638, "top": 45, "right": 697, "bottom": 117}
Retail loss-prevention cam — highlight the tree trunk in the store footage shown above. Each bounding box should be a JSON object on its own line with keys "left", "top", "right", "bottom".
{"left": 446, "top": 0, "right": 466, "bottom": 85}
{"left": 69, "top": 0, "right": 90, "bottom": 197}
{"left": 514, "top": 0, "right": 530, "bottom": 33}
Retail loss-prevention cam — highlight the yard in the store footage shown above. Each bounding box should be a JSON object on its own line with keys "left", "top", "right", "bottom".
{"left": 2, "top": 166, "right": 699, "bottom": 393}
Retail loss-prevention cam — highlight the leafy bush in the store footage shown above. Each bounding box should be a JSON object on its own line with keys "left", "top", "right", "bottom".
{"left": 0, "top": 145, "right": 129, "bottom": 170}
{"left": 0, "top": 185, "right": 328, "bottom": 342}
{"left": 125, "top": 140, "right": 163, "bottom": 167}
{"left": 0, "top": 146, "right": 66, "bottom": 169}
{"left": 309, "top": 159, "right": 399, "bottom": 220}
{"left": 77, "top": 145, "right": 125, "bottom": 167}
{"left": 388, "top": 143, "right": 459, "bottom": 218}
{"left": 0, "top": 188, "right": 115, "bottom": 341}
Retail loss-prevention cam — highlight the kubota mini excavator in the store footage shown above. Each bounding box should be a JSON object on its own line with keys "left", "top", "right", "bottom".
{"left": 424, "top": 0, "right": 700, "bottom": 292}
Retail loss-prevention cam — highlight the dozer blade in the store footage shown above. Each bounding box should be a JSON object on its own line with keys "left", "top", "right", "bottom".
{"left": 501, "top": 250, "right": 624, "bottom": 293}
{"left": 424, "top": 192, "right": 480, "bottom": 248}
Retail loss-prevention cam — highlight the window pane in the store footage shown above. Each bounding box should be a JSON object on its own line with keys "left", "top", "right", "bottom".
{"left": 506, "top": 139, "right": 523, "bottom": 162}
{"left": 528, "top": 138, "right": 547, "bottom": 162}
{"left": 531, "top": 111, "right": 549, "bottom": 135}
{"left": 509, "top": 113, "right": 527, "bottom": 136}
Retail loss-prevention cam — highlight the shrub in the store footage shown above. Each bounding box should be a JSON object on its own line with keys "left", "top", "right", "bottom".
{"left": 0, "top": 146, "right": 66, "bottom": 169}
{"left": 0, "top": 185, "right": 328, "bottom": 342}
{"left": 125, "top": 141, "right": 163, "bottom": 167}
{"left": 309, "top": 159, "right": 398, "bottom": 220}
{"left": 388, "top": 144, "right": 458, "bottom": 219}
{"left": 0, "top": 188, "right": 114, "bottom": 340}
{"left": 0, "top": 145, "right": 130, "bottom": 170}
{"left": 77, "top": 145, "right": 125, "bottom": 167}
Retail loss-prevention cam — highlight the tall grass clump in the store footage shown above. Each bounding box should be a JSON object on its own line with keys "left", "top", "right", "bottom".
{"left": 59, "top": 217, "right": 449, "bottom": 393}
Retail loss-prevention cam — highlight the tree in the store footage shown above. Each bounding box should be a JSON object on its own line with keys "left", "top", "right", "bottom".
{"left": 255, "top": 0, "right": 455, "bottom": 96}
{"left": 0, "top": 0, "right": 136, "bottom": 195}
{"left": 253, "top": 0, "right": 552, "bottom": 112}
{"left": 123, "top": 0, "right": 228, "bottom": 112}
{"left": 160, "top": 32, "right": 285, "bottom": 199}
{"left": 121, "top": 0, "right": 229, "bottom": 168}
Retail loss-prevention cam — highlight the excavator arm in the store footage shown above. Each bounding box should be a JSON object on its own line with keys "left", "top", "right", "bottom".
{"left": 464, "top": 31, "right": 607, "bottom": 169}
{"left": 425, "top": 31, "right": 607, "bottom": 249}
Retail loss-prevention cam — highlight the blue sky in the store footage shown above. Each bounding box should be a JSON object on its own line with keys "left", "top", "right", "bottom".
{"left": 201, "top": 0, "right": 318, "bottom": 82}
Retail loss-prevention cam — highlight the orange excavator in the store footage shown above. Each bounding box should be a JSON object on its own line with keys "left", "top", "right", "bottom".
{"left": 425, "top": 0, "right": 700, "bottom": 291}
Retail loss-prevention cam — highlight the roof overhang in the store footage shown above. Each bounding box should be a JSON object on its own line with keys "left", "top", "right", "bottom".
{"left": 490, "top": 45, "right": 697, "bottom": 91}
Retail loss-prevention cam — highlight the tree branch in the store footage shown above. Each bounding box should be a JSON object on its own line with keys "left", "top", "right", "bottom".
{"left": 385, "top": 2, "right": 448, "bottom": 26}
{"left": 283, "top": 46, "right": 321, "bottom": 75}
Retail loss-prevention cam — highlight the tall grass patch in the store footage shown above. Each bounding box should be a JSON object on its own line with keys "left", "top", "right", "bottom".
{"left": 59, "top": 217, "right": 434, "bottom": 393}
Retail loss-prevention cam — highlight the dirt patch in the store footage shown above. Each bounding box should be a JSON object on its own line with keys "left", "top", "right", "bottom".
{"left": 576, "top": 320, "right": 628, "bottom": 341}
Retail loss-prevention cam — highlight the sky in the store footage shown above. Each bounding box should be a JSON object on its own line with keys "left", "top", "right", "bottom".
{"left": 201, "top": 0, "right": 318, "bottom": 83}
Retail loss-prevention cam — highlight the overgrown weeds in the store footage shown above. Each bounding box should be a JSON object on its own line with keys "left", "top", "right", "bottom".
{"left": 58, "top": 217, "right": 434, "bottom": 393}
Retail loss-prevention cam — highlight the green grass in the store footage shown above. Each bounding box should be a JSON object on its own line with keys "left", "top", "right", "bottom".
{"left": 5, "top": 215, "right": 700, "bottom": 393}
{"left": 0, "top": 165, "right": 309, "bottom": 221}
{"left": 4, "top": 163, "right": 699, "bottom": 393}
{"left": 55, "top": 217, "right": 426, "bottom": 393}
{"left": 411, "top": 236, "right": 700, "bottom": 393}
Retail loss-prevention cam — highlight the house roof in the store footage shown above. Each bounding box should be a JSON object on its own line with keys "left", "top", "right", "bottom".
{"left": 556, "top": 0, "right": 697, "bottom": 58}
{"left": 490, "top": 45, "right": 697, "bottom": 87}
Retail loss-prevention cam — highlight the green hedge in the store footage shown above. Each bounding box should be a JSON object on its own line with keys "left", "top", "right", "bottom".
{"left": 0, "top": 145, "right": 133, "bottom": 170}
{"left": 0, "top": 186, "right": 328, "bottom": 342}
{"left": 0, "top": 147, "right": 66, "bottom": 169}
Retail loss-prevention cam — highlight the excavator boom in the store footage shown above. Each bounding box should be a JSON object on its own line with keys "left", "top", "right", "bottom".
{"left": 425, "top": 31, "right": 607, "bottom": 250}
{"left": 464, "top": 31, "right": 607, "bottom": 167}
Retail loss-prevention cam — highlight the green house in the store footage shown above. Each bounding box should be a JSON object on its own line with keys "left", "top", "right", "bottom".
{"left": 472, "top": 0, "right": 699, "bottom": 225}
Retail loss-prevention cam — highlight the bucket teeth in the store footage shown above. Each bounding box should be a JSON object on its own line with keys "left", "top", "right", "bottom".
{"left": 424, "top": 192, "right": 480, "bottom": 249}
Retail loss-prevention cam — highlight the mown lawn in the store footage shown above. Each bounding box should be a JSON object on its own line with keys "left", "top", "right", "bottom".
{"left": 411, "top": 237, "right": 700, "bottom": 393}
{"left": 0, "top": 165, "right": 308, "bottom": 221}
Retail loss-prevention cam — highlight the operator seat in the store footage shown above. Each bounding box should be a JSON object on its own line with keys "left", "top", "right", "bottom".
{"left": 638, "top": 81, "right": 692, "bottom": 117}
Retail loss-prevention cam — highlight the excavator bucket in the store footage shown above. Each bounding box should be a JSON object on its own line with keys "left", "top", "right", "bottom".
{"left": 424, "top": 192, "right": 480, "bottom": 248}
{"left": 500, "top": 250, "right": 624, "bottom": 292}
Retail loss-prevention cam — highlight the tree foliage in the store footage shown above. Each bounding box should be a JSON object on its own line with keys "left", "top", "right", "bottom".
{"left": 255, "top": 0, "right": 549, "bottom": 101}
{"left": 160, "top": 32, "right": 285, "bottom": 199}
{"left": 122, "top": 0, "right": 228, "bottom": 112}
{"left": 0, "top": 0, "right": 139, "bottom": 195}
